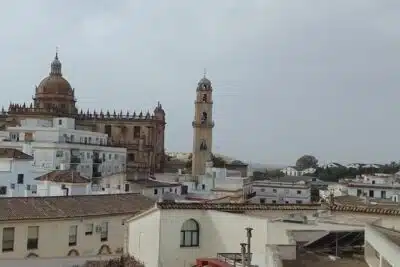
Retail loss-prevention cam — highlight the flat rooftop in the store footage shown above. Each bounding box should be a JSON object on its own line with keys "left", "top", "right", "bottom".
{"left": 372, "top": 224, "right": 400, "bottom": 246}
{"left": 282, "top": 251, "right": 367, "bottom": 267}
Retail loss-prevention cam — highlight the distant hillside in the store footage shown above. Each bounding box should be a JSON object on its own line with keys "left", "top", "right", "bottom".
{"left": 165, "top": 152, "right": 285, "bottom": 171}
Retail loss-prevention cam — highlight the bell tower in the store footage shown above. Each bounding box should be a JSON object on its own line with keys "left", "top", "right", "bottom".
{"left": 192, "top": 73, "right": 214, "bottom": 176}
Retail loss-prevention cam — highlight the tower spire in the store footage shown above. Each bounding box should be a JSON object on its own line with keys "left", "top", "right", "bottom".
{"left": 50, "top": 47, "right": 62, "bottom": 76}
{"left": 55, "top": 46, "right": 59, "bottom": 60}
{"left": 203, "top": 68, "right": 207, "bottom": 78}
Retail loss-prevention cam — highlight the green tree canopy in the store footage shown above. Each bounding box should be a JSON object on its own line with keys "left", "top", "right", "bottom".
{"left": 295, "top": 155, "right": 318, "bottom": 169}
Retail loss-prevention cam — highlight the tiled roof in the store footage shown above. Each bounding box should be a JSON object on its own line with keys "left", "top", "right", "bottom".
{"left": 0, "top": 193, "right": 154, "bottom": 221}
{"left": 329, "top": 205, "right": 400, "bottom": 216}
{"left": 156, "top": 202, "right": 400, "bottom": 216}
{"left": 0, "top": 148, "right": 33, "bottom": 160}
{"left": 156, "top": 202, "right": 322, "bottom": 211}
{"left": 34, "top": 170, "right": 90, "bottom": 183}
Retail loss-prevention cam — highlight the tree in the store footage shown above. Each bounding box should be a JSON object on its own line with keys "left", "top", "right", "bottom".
{"left": 83, "top": 255, "right": 144, "bottom": 267}
{"left": 295, "top": 155, "right": 318, "bottom": 170}
{"left": 268, "top": 169, "right": 285, "bottom": 178}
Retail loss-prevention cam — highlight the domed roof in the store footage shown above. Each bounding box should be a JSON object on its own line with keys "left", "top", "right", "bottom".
{"left": 198, "top": 77, "right": 211, "bottom": 86}
{"left": 36, "top": 52, "right": 73, "bottom": 95}
{"left": 37, "top": 75, "right": 72, "bottom": 95}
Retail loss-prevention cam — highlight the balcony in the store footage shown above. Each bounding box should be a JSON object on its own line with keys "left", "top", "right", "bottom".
{"left": 192, "top": 121, "right": 215, "bottom": 128}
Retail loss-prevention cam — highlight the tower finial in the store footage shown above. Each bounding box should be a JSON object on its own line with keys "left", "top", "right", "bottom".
{"left": 50, "top": 47, "right": 62, "bottom": 76}
{"left": 203, "top": 68, "right": 207, "bottom": 78}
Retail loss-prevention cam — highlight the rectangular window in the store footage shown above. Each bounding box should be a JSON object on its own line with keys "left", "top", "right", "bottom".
{"left": 381, "top": 191, "right": 386, "bottom": 199}
{"left": 260, "top": 198, "right": 266, "bottom": 204}
{"left": 27, "top": 226, "right": 39, "bottom": 250}
{"left": 0, "top": 186, "right": 7, "bottom": 195}
{"left": 296, "top": 200, "right": 303, "bottom": 204}
{"left": 124, "top": 184, "right": 130, "bottom": 192}
{"left": 272, "top": 189, "right": 277, "bottom": 193}
{"left": 69, "top": 225, "right": 77, "bottom": 246}
{"left": 369, "top": 190, "right": 374, "bottom": 198}
{"left": 272, "top": 200, "right": 277, "bottom": 204}
{"left": 133, "top": 126, "right": 141, "bottom": 138}
{"left": 128, "top": 153, "right": 135, "bottom": 161}
{"left": 58, "top": 119, "right": 62, "bottom": 125}
{"left": 2, "top": 227, "right": 15, "bottom": 252}
{"left": 154, "top": 188, "right": 158, "bottom": 195}
{"left": 85, "top": 224, "right": 93, "bottom": 236}
{"left": 105, "top": 125, "right": 112, "bottom": 136}
{"left": 100, "top": 222, "right": 108, "bottom": 242}
{"left": 17, "top": 174, "right": 24, "bottom": 184}
{"left": 297, "top": 190, "right": 301, "bottom": 195}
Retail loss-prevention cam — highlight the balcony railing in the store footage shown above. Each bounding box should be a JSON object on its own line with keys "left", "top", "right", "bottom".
{"left": 192, "top": 121, "right": 215, "bottom": 128}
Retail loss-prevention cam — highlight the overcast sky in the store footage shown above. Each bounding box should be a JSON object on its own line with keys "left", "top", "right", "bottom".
{"left": 0, "top": 0, "right": 399, "bottom": 165}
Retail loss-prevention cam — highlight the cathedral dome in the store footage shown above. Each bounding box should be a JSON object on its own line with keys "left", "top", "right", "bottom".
{"left": 37, "top": 75, "right": 72, "bottom": 95}
{"left": 36, "top": 52, "right": 73, "bottom": 95}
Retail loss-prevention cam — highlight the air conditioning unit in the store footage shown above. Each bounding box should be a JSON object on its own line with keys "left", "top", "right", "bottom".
{"left": 95, "top": 225, "right": 102, "bottom": 233}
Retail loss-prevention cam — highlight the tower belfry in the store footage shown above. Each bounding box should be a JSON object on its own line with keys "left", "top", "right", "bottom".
{"left": 192, "top": 73, "right": 214, "bottom": 176}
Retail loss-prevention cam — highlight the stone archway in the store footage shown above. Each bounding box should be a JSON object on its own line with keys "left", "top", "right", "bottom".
{"left": 98, "top": 244, "right": 112, "bottom": 255}
{"left": 67, "top": 249, "right": 80, "bottom": 257}
{"left": 26, "top": 252, "right": 39, "bottom": 258}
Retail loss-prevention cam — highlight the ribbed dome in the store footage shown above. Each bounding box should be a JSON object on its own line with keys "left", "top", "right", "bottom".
{"left": 37, "top": 75, "right": 72, "bottom": 95}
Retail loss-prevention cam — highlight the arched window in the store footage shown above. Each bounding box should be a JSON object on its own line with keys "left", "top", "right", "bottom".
{"left": 180, "top": 219, "right": 199, "bottom": 247}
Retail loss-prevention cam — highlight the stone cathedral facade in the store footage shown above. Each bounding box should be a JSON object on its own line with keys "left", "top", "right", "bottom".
{"left": 191, "top": 76, "right": 214, "bottom": 176}
{"left": 0, "top": 53, "right": 166, "bottom": 178}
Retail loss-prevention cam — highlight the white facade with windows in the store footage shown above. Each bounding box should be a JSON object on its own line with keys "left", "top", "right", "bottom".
{"left": 251, "top": 180, "right": 311, "bottom": 204}
{"left": 0, "top": 117, "right": 126, "bottom": 178}
{"left": 340, "top": 174, "right": 400, "bottom": 201}
{"left": 127, "top": 203, "right": 396, "bottom": 267}
{"left": 0, "top": 149, "right": 47, "bottom": 197}
{"left": 180, "top": 162, "right": 252, "bottom": 201}
{"left": 0, "top": 194, "right": 153, "bottom": 262}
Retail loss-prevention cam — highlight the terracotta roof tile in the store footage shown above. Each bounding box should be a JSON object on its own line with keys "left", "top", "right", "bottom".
{"left": 0, "top": 193, "right": 154, "bottom": 221}
{"left": 156, "top": 202, "right": 400, "bottom": 216}
{"left": 329, "top": 205, "right": 400, "bottom": 216}
{"left": 0, "top": 148, "right": 33, "bottom": 160}
{"left": 34, "top": 170, "right": 90, "bottom": 183}
{"left": 156, "top": 202, "right": 322, "bottom": 211}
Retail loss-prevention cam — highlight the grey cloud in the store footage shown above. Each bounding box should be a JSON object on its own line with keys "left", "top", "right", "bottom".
{"left": 0, "top": 0, "right": 399, "bottom": 165}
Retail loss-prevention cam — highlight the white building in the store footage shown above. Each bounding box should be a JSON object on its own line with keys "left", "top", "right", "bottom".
{"left": 365, "top": 224, "right": 400, "bottom": 267}
{"left": 340, "top": 174, "right": 400, "bottom": 201}
{"left": 280, "top": 166, "right": 316, "bottom": 176}
{"left": 251, "top": 178, "right": 311, "bottom": 204}
{"left": 0, "top": 148, "right": 45, "bottom": 197}
{"left": 126, "top": 202, "right": 400, "bottom": 267}
{"left": 180, "top": 162, "right": 252, "bottom": 202}
{"left": 0, "top": 193, "right": 153, "bottom": 262}
{"left": 0, "top": 117, "right": 126, "bottom": 178}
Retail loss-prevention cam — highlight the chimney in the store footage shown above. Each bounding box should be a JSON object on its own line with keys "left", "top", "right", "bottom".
{"left": 240, "top": 243, "right": 247, "bottom": 267}
{"left": 245, "top": 227, "right": 253, "bottom": 267}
